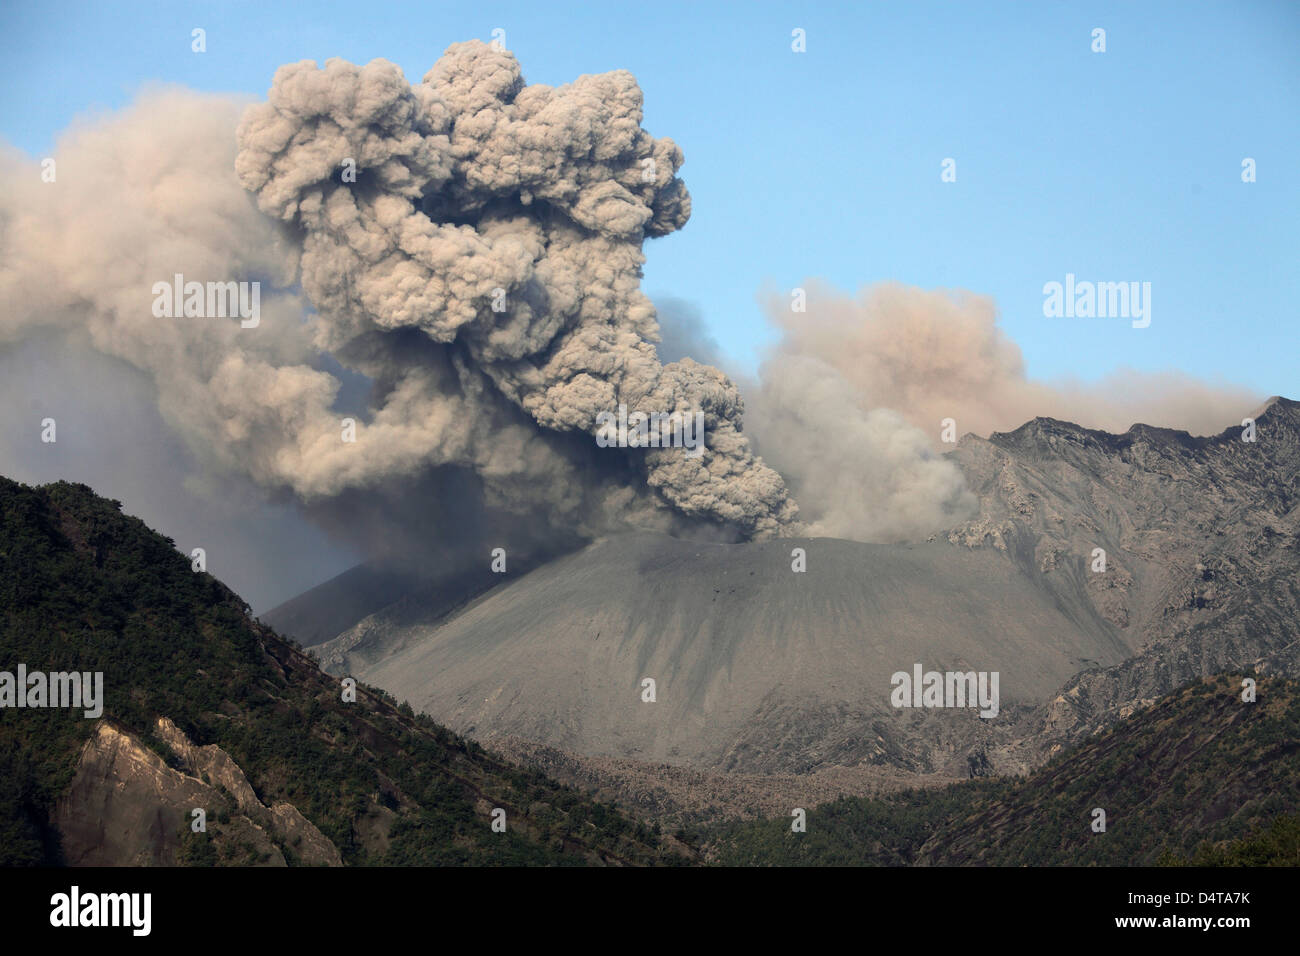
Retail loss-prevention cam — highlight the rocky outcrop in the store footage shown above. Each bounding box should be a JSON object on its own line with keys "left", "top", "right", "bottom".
{"left": 53, "top": 719, "right": 341, "bottom": 866}
{"left": 949, "top": 397, "right": 1300, "bottom": 770}
{"left": 153, "top": 717, "right": 342, "bottom": 866}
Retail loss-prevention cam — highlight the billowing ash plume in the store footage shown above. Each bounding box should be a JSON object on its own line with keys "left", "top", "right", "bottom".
{"left": 232, "top": 41, "right": 796, "bottom": 537}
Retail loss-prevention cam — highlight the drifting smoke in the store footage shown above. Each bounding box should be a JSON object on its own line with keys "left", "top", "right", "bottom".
{"left": 739, "top": 281, "right": 1261, "bottom": 540}
{"left": 0, "top": 43, "right": 797, "bottom": 565}
{"left": 0, "top": 88, "right": 315, "bottom": 486}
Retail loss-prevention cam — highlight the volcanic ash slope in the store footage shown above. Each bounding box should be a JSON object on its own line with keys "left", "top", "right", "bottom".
{"left": 318, "top": 532, "right": 1130, "bottom": 775}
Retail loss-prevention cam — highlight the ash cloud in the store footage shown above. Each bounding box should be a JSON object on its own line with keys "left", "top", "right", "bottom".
{"left": 232, "top": 42, "right": 796, "bottom": 538}
{"left": 1, "top": 44, "right": 1264, "bottom": 577}
{"left": 738, "top": 281, "right": 1261, "bottom": 541}
{"left": 0, "top": 42, "right": 798, "bottom": 585}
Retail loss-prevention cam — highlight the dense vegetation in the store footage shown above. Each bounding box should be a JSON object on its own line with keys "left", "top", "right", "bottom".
{"left": 704, "top": 778, "right": 1006, "bottom": 866}
{"left": 0, "top": 477, "right": 690, "bottom": 866}
{"left": 708, "top": 674, "right": 1300, "bottom": 866}
{"left": 1160, "top": 812, "right": 1300, "bottom": 866}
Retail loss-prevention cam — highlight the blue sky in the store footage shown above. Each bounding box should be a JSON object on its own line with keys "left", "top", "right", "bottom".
{"left": 2, "top": 0, "right": 1297, "bottom": 395}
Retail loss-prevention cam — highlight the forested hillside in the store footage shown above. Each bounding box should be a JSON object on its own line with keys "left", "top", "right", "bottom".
{"left": 0, "top": 477, "right": 690, "bottom": 866}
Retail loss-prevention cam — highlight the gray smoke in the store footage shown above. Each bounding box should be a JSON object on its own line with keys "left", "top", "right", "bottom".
{"left": 233, "top": 42, "right": 797, "bottom": 537}
{"left": 0, "top": 43, "right": 798, "bottom": 579}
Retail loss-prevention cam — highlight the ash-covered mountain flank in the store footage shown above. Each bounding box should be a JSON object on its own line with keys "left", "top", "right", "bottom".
{"left": 300, "top": 399, "right": 1300, "bottom": 784}
{"left": 315, "top": 532, "right": 1128, "bottom": 775}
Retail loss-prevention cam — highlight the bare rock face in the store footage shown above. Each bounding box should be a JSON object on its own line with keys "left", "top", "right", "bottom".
{"left": 153, "top": 717, "right": 342, "bottom": 866}
{"left": 53, "top": 719, "right": 341, "bottom": 866}
{"left": 154, "top": 718, "right": 262, "bottom": 814}
{"left": 53, "top": 722, "right": 279, "bottom": 866}
{"left": 958, "top": 398, "right": 1300, "bottom": 769}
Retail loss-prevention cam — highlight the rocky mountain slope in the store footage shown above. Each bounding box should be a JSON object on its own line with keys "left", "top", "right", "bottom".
{"left": 0, "top": 477, "right": 690, "bottom": 866}
{"left": 262, "top": 547, "right": 566, "bottom": 648}
{"left": 261, "top": 563, "right": 433, "bottom": 648}
{"left": 54, "top": 718, "right": 342, "bottom": 866}
{"left": 950, "top": 396, "right": 1300, "bottom": 770}
{"left": 708, "top": 673, "right": 1300, "bottom": 866}
{"left": 306, "top": 399, "right": 1299, "bottom": 792}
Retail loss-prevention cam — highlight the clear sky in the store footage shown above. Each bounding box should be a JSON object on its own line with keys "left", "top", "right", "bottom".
{"left": 2, "top": 0, "right": 1296, "bottom": 396}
